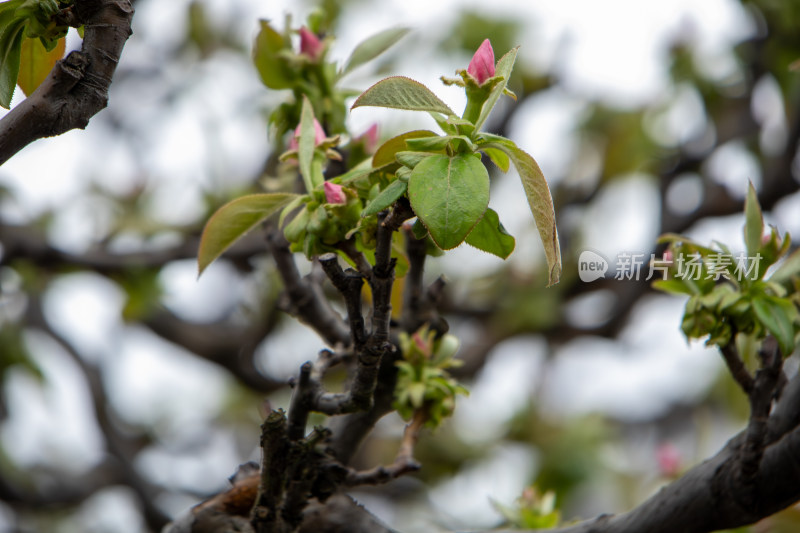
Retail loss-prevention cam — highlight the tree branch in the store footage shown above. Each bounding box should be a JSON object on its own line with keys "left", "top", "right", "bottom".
{"left": 344, "top": 409, "right": 424, "bottom": 487}
{"left": 720, "top": 342, "right": 755, "bottom": 394}
{"left": 318, "top": 253, "right": 367, "bottom": 349}
{"left": 483, "top": 370, "right": 800, "bottom": 533}
{"left": 0, "top": 0, "right": 134, "bottom": 165}
{"left": 266, "top": 231, "right": 350, "bottom": 347}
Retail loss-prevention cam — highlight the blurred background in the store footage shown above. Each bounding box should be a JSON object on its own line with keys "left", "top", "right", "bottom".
{"left": 1, "top": 0, "right": 800, "bottom": 531}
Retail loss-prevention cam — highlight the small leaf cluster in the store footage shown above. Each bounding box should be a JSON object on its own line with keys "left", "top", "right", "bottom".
{"left": 199, "top": 27, "right": 562, "bottom": 291}
{"left": 392, "top": 326, "right": 468, "bottom": 429}
{"left": 350, "top": 46, "right": 561, "bottom": 285}
{"left": 0, "top": 0, "right": 71, "bottom": 108}
{"left": 253, "top": 13, "right": 409, "bottom": 140}
{"left": 492, "top": 487, "right": 561, "bottom": 530}
{"left": 654, "top": 184, "right": 800, "bottom": 356}
{"left": 198, "top": 22, "right": 410, "bottom": 274}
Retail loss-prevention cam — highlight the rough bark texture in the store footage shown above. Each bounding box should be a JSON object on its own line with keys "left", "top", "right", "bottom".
{"left": 0, "top": 0, "right": 134, "bottom": 165}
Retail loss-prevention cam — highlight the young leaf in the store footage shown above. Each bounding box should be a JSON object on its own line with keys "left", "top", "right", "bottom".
{"left": 18, "top": 34, "right": 64, "bottom": 96}
{"left": 0, "top": 14, "right": 27, "bottom": 109}
{"left": 362, "top": 179, "right": 408, "bottom": 217}
{"left": 744, "top": 181, "right": 763, "bottom": 259}
{"left": 352, "top": 76, "right": 455, "bottom": 116}
{"left": 372, "top": 129, "right": 436, "bottom": 168}
{"left": 465, "top": 208, "right": 515, "bottom": 259}
{"left": 405, "top": 134, "right": 476, "bottom": 153}
{"left": 408, "top": 153, "right": 489, "bottom": 250}
{"left": 341, "top": 27, "right": 410, "bottom": 75}
{"left": 253, "top": 19, "right": 293, "bottom": 90}
{"left": 198, "top": 193, "right": 298, "bottom": 275}
{"left": 483, "top": 139, "right": 561, "bottom": 286}
{"left": 334, "top": 157, "right": 373, "bottom": 185}
{"left": 751, "top": 295, "right": 797, "bottom": 357}
{"left": 395, "top": 151, "right": 432, "bottom": 169}
{"left": 298, "top": 96, "right": 320, "bottom": 193}
{"left": 474, "top": 47, "right": 518, "bottom": 132}
{"left": 404, "top": 135, "right": 451, "bottom": 152}
{"left": 482, "top": 146, "right": 510, "bottom": 172}
{"left": 770, "top": 248, "right": 800, "bottom": 289}
{"left": 652, "top": 279, "right": 698, "bottom": 296}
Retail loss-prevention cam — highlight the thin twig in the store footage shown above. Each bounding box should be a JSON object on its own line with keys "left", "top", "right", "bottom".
{"left": 266, "top": 231, "right": 350, "bottom": 346}
{"left": 719, "top": 342, "right": 755, "bottom": 394}
{"left": 344, "top": 409, "right": 425, "bottom": 486}
{"left": 287, "top": 363, "right": 313, "bottom": 440}
{"left": 319, "top": 253, "right": 367, "bottom": 349}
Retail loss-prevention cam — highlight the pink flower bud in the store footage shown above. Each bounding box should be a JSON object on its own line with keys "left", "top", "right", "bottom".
{"left": 299, "top": 27, "right": 324, "bottom": 60}
{"left": 468, "top": 39, "right": 495, "bottom": 86}
{"left": 412, "top": 331, "right": 432, "bottom": 356}
{"left": 323, "top": 182, "right": 346, "bottom": 204}
{"left": 312, "top": 118, "right": 326, "bottom": 144}
{"left": 357, "top": 124, "right": 379, "bottom": 153}
{"left": 657, "top": 443, "right": 681, "bottom": 478}
{"left": 662, "top": 250, "right": 673, "bottom": 265}
{"left": 289, "top": 118, "right": 327, "bottom": 151}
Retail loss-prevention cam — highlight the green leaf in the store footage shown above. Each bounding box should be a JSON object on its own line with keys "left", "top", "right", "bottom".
{"left": 474, "top": 47, "right": 518, "bottom": 132}
{"left": 652, "top": 278, "right": 697, "bottom": 296}
{"left": 770, "top": 248, "right": 800, "bottom": 288}
{"left": 411, "top": 218, "right": 428, "bottom": 240}
{"left": 362, "top": 179, "right": 407, "bottom": 217}
{"left": 408, "top": 382, "right": 426, "bottom": 408}
{"left": 0, "top": 2, "right": 27, "bottom": 109}
{"left": 198, "top": 193, "right": 298, "bottom": 275}
{"left": 752, "top": 295, "right": 797, "bottom": 357}
{"left": 278, "top": 194, "right": 307, "bottom": 227}
{"left": 298, "top": 96, "right": 320, "bottom": 193}
{"left": 430, "top": 112, "right": 457, "bottom": 135}
{"left": 465, "top": 208, "right": 515, "bottom": 259}
{"left": 18, "top": 33, "right": 63, "bottom": 96}
{"left": 333, "top": 157, "right": 373, "bottom": 186}
{"left": 395, "top": 151, "right": 431, "bottom": 169}
{"left": 372, "top": 129, "right": 436, "bottom": 168}
{"left": 253, "top": 19, "right": 293, "bottom": 90}
{"left": 352, "top": 76, "right": 455, "bottom": 116}
{"left": 408, "top": 153, "right": 489, "bottom": 250}
{"left": 341, "top": 27, "right": 410, "bottom": 75}
{"left": 483, "top": 139, "right": 561, "bottom": 286}
{"left": 404, "top": 135, "right": 451, "bottom": 152}
{"left": 482, "top": 146, "right": 510, "bottom": 172}
{"left": 405, "top": 134, "right": 476, "bottom": 153}
{"left": 744, "top": 181, "right": 763, "bottom": 259}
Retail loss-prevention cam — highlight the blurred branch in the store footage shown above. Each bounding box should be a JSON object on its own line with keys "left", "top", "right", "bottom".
{"left": 0, "top": 0, "right": 134, "bottom": 166}
{"left": 142, "top": 307, "right": 284, "bottom": 393}
{"left": 266, "top": 231, "right": 351, "bottom": 347}
{"left": 23, "top": 295, "right": 170, "bottom": 531}
{"left": 0, "top": 224, "right": 199, "bottom": 273}
{"left": 486, "top": 370, "right": 800, "bottom": 533}
{"left": 344, "top": 408, "right": 423, "bottom": 486}
{"left": 0, "top": 223, "right": 272, "bottom": 274}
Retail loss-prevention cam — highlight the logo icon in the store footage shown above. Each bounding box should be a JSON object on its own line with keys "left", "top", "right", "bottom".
{"left": 578, "top": 250, "right": 608, "bottom": 282}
